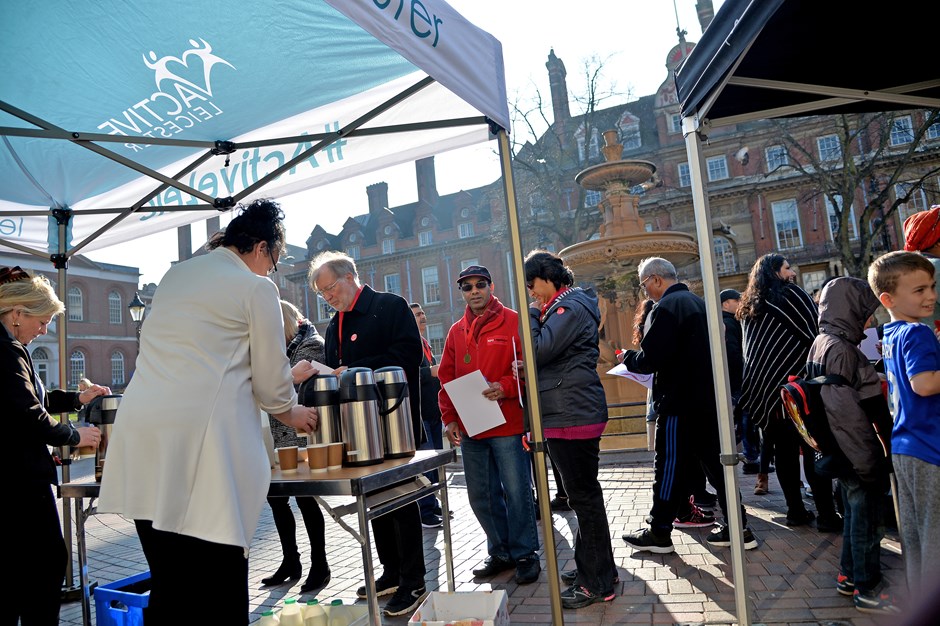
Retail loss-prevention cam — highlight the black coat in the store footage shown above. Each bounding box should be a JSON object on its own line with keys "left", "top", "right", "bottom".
{"left": 722, "top": 310, "right": 744, "bottom": 395}
{"left": 2, "top": 323, "right": 81, "bottom": 491}
{"left": 323, "top": 285, "right": 424, "bottom": 440}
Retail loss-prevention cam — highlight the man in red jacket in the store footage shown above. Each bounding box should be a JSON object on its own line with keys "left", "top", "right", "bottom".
{"left": 438, "top": 265, "right": 541, "bottom": 584}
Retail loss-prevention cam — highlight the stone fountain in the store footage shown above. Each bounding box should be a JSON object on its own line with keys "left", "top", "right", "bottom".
{"left": 561, "top": 129, "right": 699, "bottom": 448}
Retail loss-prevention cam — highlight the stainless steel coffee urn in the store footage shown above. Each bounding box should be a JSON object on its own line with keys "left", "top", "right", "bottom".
{"left": 87, "top": 394, "right": 122, "bottom": 482}
{"left": 299, "top": 374, "right": 341, "bottom": 445}
{"left": 338, "top": 367, "right": 385, "bottom": 466}
{"left": 374, "top": 366, "right": 416, "bottom": 459}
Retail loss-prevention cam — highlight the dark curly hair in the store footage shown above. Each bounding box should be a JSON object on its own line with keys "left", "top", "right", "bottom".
{"left": 631, "top": 298, "right": 655, "bottom": 346}
{"left": 524, "top": 249, "right": 574, "bottom": 289}
{"left": 736, "top": 253, "right": 788, "bottom": 320}
{"left": 206, "top": 198, "right": 286, "bottom": 255}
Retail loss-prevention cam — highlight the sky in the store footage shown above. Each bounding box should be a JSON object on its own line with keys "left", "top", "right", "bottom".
{"left": 85, "top": 0, "right": 725, "bottom": 285}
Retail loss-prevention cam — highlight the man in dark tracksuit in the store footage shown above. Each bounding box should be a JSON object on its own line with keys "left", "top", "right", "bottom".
{"left": 619, "top": 257, "right": 758, "bottom": 553}
{"left": 309, "top": 251, "right": 427, "bottom": 617}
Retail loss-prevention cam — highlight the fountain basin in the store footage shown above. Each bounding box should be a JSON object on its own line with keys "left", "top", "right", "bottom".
{"left": 561, "top": 231, "right": 699, "bottom": 281}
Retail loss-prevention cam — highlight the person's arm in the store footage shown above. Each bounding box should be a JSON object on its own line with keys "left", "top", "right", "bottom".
{"left": 622, "top": 305, "right": 679, "bottom": 374}
{"left": 910, "top": 370, "right": 940, "bottom": 396}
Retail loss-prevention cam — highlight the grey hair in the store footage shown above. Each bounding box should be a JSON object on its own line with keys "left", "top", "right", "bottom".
{"left": 638, "top": 257, "right": 677, "bottom": 281}
{"left": 308, "top": 250, "right": 359, "bottom": 287}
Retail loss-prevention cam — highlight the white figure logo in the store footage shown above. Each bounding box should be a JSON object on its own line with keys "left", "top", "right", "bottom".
{"left": 143, "top": 38, "right": 235, "bottom": 97}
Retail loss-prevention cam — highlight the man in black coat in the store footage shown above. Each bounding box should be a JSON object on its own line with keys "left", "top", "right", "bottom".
{"left": 309, "top": 251, "right": 427, "bottom": 617}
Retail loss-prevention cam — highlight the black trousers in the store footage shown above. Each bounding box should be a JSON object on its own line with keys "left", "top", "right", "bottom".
{"left": 371, "top": 502, "right": 426, "bottom": 588}
{"left": 266, "top": 495, "right": 328, "bottom": 573}
{"left": 3, "top": 484, "right": 67, "bottom": 626}
{"left": 769, "top": 418, "right": 838, "bottom": 519}
{"left": 135, "top": 519, "right": 248, "bottom": 625}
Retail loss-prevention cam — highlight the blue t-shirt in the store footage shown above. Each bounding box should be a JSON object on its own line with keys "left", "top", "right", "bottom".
{"left": 882, "top": 320, "right": 940, "bottom": 466}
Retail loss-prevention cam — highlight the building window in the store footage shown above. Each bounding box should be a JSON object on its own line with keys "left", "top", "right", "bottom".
{"left": 68, "top": 286, "right": 83, "bottom": 321}
{"left": 896, "top": 182, "right": 930, "bottom": 224}
{"left": 384, "top": 273, "right": 401, "bottom": 295}
{"left": 618, "top": 113, "right": 641, "bottom": 150}
{"left": 346, "top": 245, "right": 360, "bottom": 260}
{"left": 108, "top": 291, "right": 122, "bottom": 324}
{"left": 817, "top": 134, "right": 842, "bottom": 162}
{"left": 70, "top": 350, "right": 85, "bottom": 388}
{"left": 928, "top": 119, "right": 940, "bottom": 140}
{"left": 890, "top": 115, "right": 914, "bottom": 146}
{"left": 765, "top": 145, "right": 789, "bottom": 171}
{"left": 802, "top": 270, "right": 828, "bottom": 296}
{"left": 419, "top": 230, "right": 432, "bottom": 246}
{"left": 381, "top": 238, "right": 395, "bottom": 254}
{"left": 576, "top": 125, "right": 600, "bottom": 162}
{"left": 584, "top": 190, "right": 602, "bottom": 208}
{"left": 706, "top": 155, "right": 729, "bottom": 181}
{"left": 460, "top": 258, "right": 479, "bottom": 270}
{"left": 458, "top": 222, "right": 474, "bottom": 239}
{"left": 713, "top": 236, "right": 736, "bottom": 274}
{"left": 825, "top": 195, "right": 858, "bottom": 241}
{"left": 110, "top": 352, "right": 125, "bottom": 387}
{"left": 771, "top": 199, "right": 803, "bottom": 249}
{"left": 427, "top": 323, "right": 445, "bottom": 356}
{"left": 32, "top": 347, "right": 50, "bottom": 387}
{"left": 528, "top": 192, "right": 547, "bottom": 216}
{"left": 422, "top": 266, "right": 440, "bottom": 304}
{"left": 677, "top": 162, "right": 691, "bottom": 187}
{"left": 316, "top": 294, "right": 334, "bottom": 321}
{"left": 669, "top": 113, "right": 682, "bottom": 134}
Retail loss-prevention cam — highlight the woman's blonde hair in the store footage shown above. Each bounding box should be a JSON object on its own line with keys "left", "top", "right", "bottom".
{"left": 0, "top": 271, "right": 65, "bottom": 319}
{"left": 280, "top": 300, "right": 303, "bottom": 343}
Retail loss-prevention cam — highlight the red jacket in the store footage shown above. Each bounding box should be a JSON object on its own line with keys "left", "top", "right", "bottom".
{"left": 438, "top": 296, "right": 524, "bottom": 438}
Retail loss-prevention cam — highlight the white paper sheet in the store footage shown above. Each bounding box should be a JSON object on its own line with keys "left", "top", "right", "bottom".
{"left": 442, "top": 369, "right": 507, "bottom": 437}
{"left": 606, "top": 363, "right": 654, "bottom": 389}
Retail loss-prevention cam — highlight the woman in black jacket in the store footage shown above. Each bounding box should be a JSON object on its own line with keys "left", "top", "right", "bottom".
{"left": 1, "top": 266, "right": 109, "bottom": 625}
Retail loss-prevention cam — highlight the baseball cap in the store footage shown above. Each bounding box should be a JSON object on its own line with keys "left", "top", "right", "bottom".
{"left": 720, "top": 288, "right": 741, "bottom": 303}
{"left": 456, "top": 265, "right": 491, "bottom": 284}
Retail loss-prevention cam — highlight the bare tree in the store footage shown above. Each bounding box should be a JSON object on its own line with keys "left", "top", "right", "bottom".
{"left": 769, "top": 110, "right": 940, "bottom": 277}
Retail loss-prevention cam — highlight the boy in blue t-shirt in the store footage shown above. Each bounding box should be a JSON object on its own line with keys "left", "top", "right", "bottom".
{"left": 868, "top": 250, "right": 940, "bottom": 603}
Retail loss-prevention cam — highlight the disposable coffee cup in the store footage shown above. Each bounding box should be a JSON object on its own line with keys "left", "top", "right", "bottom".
{"left": 276, "top": 446, "right": 299, "bottom": 472}
{"left": 297, "top": 446, "right": 308, "bottom": 463}
{"left": 327, "top": 442, "right": 344, "bottom": 470}
{"left": 307, "top": 444, "right": 329, "bottom": 473}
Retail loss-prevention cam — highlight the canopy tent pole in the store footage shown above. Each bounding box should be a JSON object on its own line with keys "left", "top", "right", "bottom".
{"left": 682, "top": 116, "right": 753, "bottom": 626}
{"left": 496, "top": 127, "right": 564, "bottom": 624}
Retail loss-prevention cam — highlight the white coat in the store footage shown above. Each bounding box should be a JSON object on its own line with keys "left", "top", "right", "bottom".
{"left": 98, "top": 247, "right": 296, "bottom": 550}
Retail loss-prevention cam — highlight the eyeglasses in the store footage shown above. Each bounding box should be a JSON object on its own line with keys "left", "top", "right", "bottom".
{"left": 315, "top": 277, "right": 342, "bottom": 296}
{"left": 267, "top": 248, "right": 278, "bottom": 275}
{"left": 639, "top": 274, "right": 657, "bottom": 292}
{"left": 525, "top": 281, "right": 534, "bottom": 290}
{"left": 0, "top": 265, "right": 29, "bottom": 285}
{"left": 459, "top": 280, "right": 489, "bottom": 292}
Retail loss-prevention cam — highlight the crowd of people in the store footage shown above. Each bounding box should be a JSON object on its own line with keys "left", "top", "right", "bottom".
{"left": 9, "top": 199, "right": 940, "bottom": 623}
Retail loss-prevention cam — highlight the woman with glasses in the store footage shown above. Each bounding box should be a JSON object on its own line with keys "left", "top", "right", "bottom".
{"left": 98, "top": 199, "right": 320, "bottom": 624}
{"left": 2, "top": 266, "right": 110, "bottom": 625}
{"left": 523, "top": 249, "right": 616, "bottom": 609}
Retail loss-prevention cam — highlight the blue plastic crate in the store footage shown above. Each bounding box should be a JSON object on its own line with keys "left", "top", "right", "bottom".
{"left": 93, "top": 571, "right": 150, "bottom": 626}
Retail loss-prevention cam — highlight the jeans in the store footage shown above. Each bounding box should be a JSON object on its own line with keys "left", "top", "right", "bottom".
{"left": 839, "top": 475, "right": 885, "bottom": 593}
{"left": 418, "top": 419, "right": 443, "bottom": 518}
{"left": 460, "top": 433, "right": 539, "bottom": 562}
{"left": 547, "top": 437, "right": 617, "bottom": 594}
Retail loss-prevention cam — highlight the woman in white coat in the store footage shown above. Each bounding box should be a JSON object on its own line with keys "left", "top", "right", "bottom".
{"left": 98, "top": 199, "right": 319, "bottom": 624}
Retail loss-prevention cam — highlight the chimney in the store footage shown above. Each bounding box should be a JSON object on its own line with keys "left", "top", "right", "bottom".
{"left": 416, "top": 157, "right": 438, "bottom": 206}
{"left": 546, "top": 49, "right": 571, "bottom": 129}
{"left": 696, "top": 0, "right": 715, "bottom": 32}
{"left": 366, "top": 182, "right": 389, "bottom": 215}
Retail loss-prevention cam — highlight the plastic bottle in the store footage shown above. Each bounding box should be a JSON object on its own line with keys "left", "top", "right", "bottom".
{"left": 304, "top": 599, "right": 328, "bottom": 626}
{"left": 279, "top": 598, "right": 304, "bottom": 626}
{"left": 258, "top": 609, "right": 280, "bottom": 626}
{"left": 327, "top": 599, "right": 350, "bottom": 626}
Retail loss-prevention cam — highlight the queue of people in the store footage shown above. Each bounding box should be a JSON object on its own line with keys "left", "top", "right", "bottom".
{"left": 15, "top": 203, "right": 940, "bottom": 623}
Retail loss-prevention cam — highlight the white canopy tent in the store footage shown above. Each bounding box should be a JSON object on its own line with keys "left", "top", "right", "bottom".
{"left": 0, "top": 1, "right": 567, "bottom": 622}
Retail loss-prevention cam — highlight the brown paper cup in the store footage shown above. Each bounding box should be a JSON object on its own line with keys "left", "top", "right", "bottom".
{"left": 307, "top": 444, "right": 329, "bottom": 473}
{"left": 276, "top": 446, "right": 299, "bottom": 472}
{"left": 327, "top": 442, "right": 344, "bottom": 470}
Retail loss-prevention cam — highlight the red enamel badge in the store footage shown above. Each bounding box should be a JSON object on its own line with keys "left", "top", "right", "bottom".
{"left": 556, "top": 307, "right": 565, "bottom": 314}
{"left": 351, "top": 333, "right": 358, "bottom": 341}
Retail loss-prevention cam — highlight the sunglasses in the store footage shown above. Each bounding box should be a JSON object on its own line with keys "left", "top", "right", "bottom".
{"left": 459, "top": 280, "right": 489, "bottom": 292}
{"left": 0, "top": 265, "right": 29, "bottom": 285}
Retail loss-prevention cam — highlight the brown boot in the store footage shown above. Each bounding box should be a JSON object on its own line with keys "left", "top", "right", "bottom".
{"left": 754, "top": 473, "right": 769, "bottom": 495}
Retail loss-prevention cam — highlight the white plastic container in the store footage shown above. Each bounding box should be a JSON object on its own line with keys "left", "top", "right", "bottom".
{"left": 258, "top": 609, "right": 280, "bottom": 626}
{"left": 279, "top": 598, "right": 304, "bottom": 626}
{"left": 303, "top": 599, "right": 328, "bottom": 626}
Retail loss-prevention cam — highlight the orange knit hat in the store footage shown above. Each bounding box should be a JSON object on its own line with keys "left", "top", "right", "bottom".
{"left": 903, "top": 205, "right": 940, "bottom": 252}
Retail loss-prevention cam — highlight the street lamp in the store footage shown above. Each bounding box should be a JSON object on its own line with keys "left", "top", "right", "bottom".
{"left": 128, "top": 291, "right": 146, "bottom": 346}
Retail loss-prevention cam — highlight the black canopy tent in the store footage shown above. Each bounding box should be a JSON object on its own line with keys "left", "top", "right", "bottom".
{"left": 673, "top": 1, "right": 940, "bottom": 623}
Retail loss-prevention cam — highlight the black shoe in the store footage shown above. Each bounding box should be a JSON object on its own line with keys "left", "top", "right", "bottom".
{"left": 299, "top": 568, "right": 330, "bottom": 594}
{"left": 622, "top": 528, "right": 674, "bottom": 554}
{"left": 785, "top": 509, "right": 815, "bottom": 527}
{"left": 261, "top": 557, "right": 302, "bottom": 586}
{"left": 356, "top": 575, "right": 398, "bottom": 599}
{"left": 561, "top": 569, "right": 620, "bottom": 586}
{"left": 383, "top": 585, "right": 428, "bottom": 616}
{"left": 560, "top": 584, "right": 615, "bottom": 609}
{"left": 472, "top": 555, "right": 515, "bottom": 577}
{"left": 707, "top": 524, "right": 758, "bottom": 550}
{"left": 817, "top": 514, "right": 844, "bottom": 533}
{"left": 692, "top": 492, "right": 718, "bottom": 509}
{"left": 515, "top": 556, "right": 541, "bottom": 584}
{"left": 550, "top": 496, "right": 571, "bottom": 511}
{"left": 421, "top": 513, "right": 443, "bottom": 529}
{"left": 431, "top": 504, "right": 454, "bottom": 519}
{"left": 742, "top": 461, "right": 760, "bottom": 474}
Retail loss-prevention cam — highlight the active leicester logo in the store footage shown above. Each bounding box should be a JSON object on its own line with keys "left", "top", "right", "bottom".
{"left": 97, "top": 38, "right": 235, "bottom": 152}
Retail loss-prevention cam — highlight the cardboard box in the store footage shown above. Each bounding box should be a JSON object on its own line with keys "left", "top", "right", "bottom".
{"left": 408, "top": 590, "right": 509, "bottom": 626}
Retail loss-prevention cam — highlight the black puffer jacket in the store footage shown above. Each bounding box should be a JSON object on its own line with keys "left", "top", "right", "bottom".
{"left": 806, "top": 277, "right": 892, "bottom": 485}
